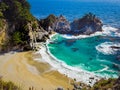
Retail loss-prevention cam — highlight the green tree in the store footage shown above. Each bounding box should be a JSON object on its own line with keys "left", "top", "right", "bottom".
{"left": 12, "top": 31, "right": 22, "bottom": 44}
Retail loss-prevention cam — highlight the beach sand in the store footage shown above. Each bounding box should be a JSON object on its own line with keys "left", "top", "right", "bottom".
{"left": 0, "top": 51, "right": 74, "bottom": 90}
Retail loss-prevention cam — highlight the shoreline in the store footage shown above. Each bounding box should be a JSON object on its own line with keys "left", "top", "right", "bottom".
{"left": 41, "top": 25, "right": 120, "bottom": 86}
{"left": 59, "top": 25, "right": 119, "bottom": 39}
{"left": 0, "top": 25, "right": 119, "bottom": 89}
{"left": 0, "top": 51, "right": 74, "bottom": 90}
{"left": 38, "top": 43, "right": 100, "bottom": 86}
{"left": 36, "top": 34, "right": 101, "bottom": 86}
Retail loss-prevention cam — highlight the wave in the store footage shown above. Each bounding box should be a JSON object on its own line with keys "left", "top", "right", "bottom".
{"left": 37, "top": 42, "right": 101, "bottom": 86}
{"left": 61, "top": 31, "right": 102, "bottom": 39}
{"left": 60, "top": 25, "right": 120, "bottom": 39}
{"left": 94, "top": 64, "right": 109, "bottom": 73}
{"left": 96, "top": 42, "right": 120, "bottom": 55}
{"left": 38, "top": 26, "right": 119, "bottom": 86}
{"left": 102, "top": 25, "right": 119, "bottom": 37}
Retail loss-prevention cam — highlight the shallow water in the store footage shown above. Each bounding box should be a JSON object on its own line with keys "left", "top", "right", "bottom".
{"left": 47, "top": 33, "right": 120, "bottom": 78}
{"left": 28, "top": 0, "right": 120, "bottom": 78}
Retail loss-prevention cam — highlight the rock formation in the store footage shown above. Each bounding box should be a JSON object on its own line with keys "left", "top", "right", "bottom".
{"left": 52, "top": 13, "right": 103, "bottom": 35}
{"left": 70, "top": 13, "right": 103, "bottom": 35}
{"left": 39, "top": 14, "right": 57, "bottom": 33}
{"left": 53, "top": 15, "right": 71, "bottom": 34}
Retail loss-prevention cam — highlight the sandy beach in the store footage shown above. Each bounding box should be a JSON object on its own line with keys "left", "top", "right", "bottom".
{"left": 0, "top": 51, "right": 74, "bottom": 90}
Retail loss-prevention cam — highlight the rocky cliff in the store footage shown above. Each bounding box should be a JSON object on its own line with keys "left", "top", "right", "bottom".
{"left": 0, "top": 0, "right": 49, "bottom": 52}
{"left": 53, "top": 15, "right": 71, "bottom": 34}
{"left": 39, "top": 14, "right": 57, "bottom": 33}
{"left": 52, "top": 13, "right": 103, "bottom": 35}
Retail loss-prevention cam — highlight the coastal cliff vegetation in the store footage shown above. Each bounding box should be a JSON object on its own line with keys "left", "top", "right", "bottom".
{"left": 0, "top": 0, "right": 49, "bottom": 51}
{"left": 0, "top": 0, "right": 120, "bottom": 90}
{"left": 0, "top": 77, "right": 20, "bottom": 90}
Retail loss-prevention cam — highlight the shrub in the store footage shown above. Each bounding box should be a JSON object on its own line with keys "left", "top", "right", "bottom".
{"left": 12, "top": 31, "right": 23, "bottom": 44}
{"left": 0, "top": 78, "right": 20, "bottom": 90}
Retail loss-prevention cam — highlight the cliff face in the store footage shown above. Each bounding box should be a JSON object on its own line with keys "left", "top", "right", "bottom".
{"left": 0, "top": 19, "right": 8, "bottom": 51}
{"left": 0, "top": 1, "right": 103, "bottom": 52}
{"left": 0, "top": 0, "right": 49, "bottom": 52}
{"left": 53, "top": 15, "right": 71, "bottom": 34}
{"left": 39, "top": 14, "right": 57, "bottom": 33}
{"left": 28, "top": 21, "right": 49, "bottom": 50}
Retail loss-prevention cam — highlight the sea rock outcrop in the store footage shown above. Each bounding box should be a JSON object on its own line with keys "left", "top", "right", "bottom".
{"left": 53, "top": 13, "right": 103, "bottom": 35}
{"left": 53, "top": 15, "right": 71, "bottom": 34}
{"left": 39, "top": 14, "right": 57, "bottom": 33}
{"left": 70, "top": 13, "right": 103, "bottom": 35}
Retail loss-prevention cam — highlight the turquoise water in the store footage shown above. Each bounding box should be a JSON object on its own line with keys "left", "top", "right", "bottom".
{"left": 48, "top": 34, "right": 120, "bottom": 78}
{"left": 27, "top": 0, "right": 120, "bottom": 78}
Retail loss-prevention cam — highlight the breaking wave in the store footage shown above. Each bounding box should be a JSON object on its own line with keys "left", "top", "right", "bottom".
{"left": 96, "top": 42, "right": 120, "bottom": 55}
{"left": 61, "top": 25, "right": 120, "bottom": 39}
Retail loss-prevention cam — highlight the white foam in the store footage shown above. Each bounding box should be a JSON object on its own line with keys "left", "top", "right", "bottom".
{"left": 60, "top": 25, "right": 120, "bottom": 39}
{"left": 61, "top": 31, "right": 102, "bottom": 39}
{"left": 34, "top": 26, "right": 120, "bottom": 86}
{"left": 94, "top": 64, "right": 109, "bottom": 73}
{"left": 102, "top": 25, "right": 119, "bottom": 37}
{"left": 37, "top": 43, "right": 101, "bottom": 86}
{"left": 96, "top": 42, "right": 120, "bottom": 55}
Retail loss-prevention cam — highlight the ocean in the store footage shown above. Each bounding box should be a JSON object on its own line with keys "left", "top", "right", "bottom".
{"left": 28, "top": 0, "right": 120, "bottom": 80}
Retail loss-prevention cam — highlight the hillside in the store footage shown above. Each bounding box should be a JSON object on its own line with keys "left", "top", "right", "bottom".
{"left": 0, "top": 0, "right": 120, "bottom": 90}
{"left": 0, "top": 0, "right": 49, "bottom": 52}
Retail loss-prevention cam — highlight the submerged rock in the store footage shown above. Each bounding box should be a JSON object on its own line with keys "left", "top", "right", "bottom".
{"left": 111, "top": 46, "right": 120, "bottom": 49}
{"left": 117, "top": 55, "right": 120, "bottom": 61}
{"left": 72, "top": 48, "right": 79, "bottom": 52}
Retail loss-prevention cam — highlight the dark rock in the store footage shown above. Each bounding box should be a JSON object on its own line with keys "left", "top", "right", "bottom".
{"left": 56, "top": 87, "right": 64, "bottom": 90}
{"left": 39, "top": 13, "right": 103, "bottom": 36}
{"left": 70, "top": 13, "right": 103, "bottom": 35}
{"left": 111, "top": 46, "right": 120, "bottom": 49}
{"left": 72, "top": 48, "right": 79, "bottom": 52}
{"left": 53, "top": 13, "right": 103, "bottom": 35}
{"left": 89, "top": 77, "right": 94, "bottom": 80}
{"left": 39, "top": 14, "right": 57, "bottom": 32}
{"left": 112, "top": 63, "right": 120, "bottom": 71}
{"left": 117, "top": 55, "right": 120, "bottom": 61}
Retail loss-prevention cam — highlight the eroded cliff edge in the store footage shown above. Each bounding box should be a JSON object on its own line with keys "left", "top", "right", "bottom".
{"left": 0, "top": 0, "right": 49, "bottom": 52}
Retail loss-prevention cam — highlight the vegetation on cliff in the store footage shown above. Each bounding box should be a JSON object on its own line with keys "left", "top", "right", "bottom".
{"left": 91, "top": 77, "right": 120, "bottom": 90}
{"left": 0, "top": 77, "right": 20, "bottom": 90}
{"left": 0, "top": 0, "right": 120, "bottom": 90}
{"left": 0, "top": 0, "right": 49, "bottom": 51}
{"left": 1, "top": 0, "right": 35, "bottom": 22}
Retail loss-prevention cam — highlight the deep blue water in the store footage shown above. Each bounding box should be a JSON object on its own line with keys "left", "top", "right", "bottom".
{"left": 28, "top": 0, "right": 120, "bottom": 28}
{"left": 28, "top": 0, "right": 120, "bottom": 78}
